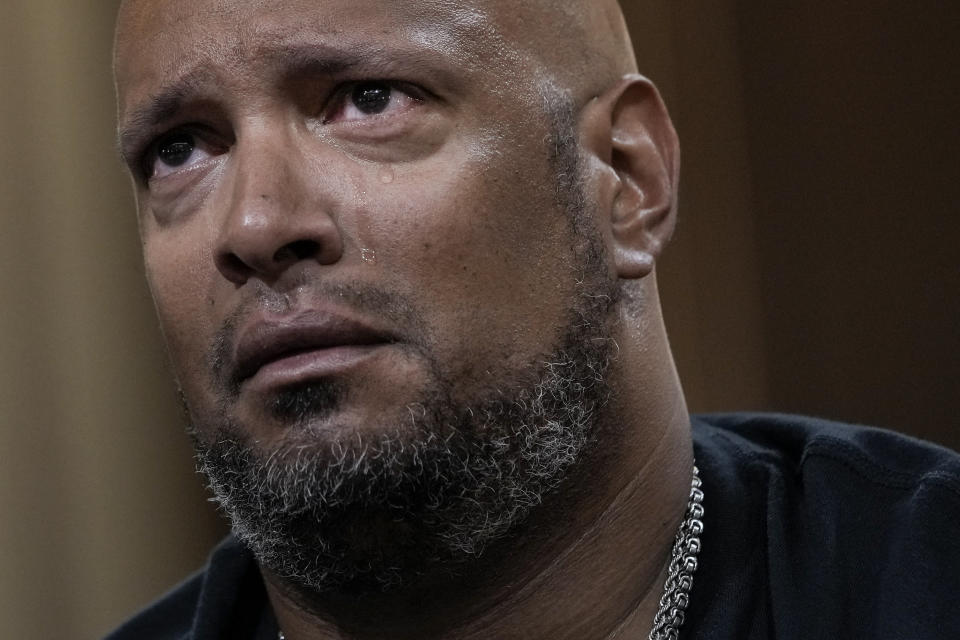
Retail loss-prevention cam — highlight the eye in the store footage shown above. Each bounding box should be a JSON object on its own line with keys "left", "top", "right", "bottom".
{"left": 352, "top": 83, "right": 392, "bottom": 114}
{"left": 144, "top": 130, "right": 222, "bottom": 181}
{"left": 158, "top": 132, "right": 196, "bottom": 167}
{"left": 325, "top": 81, "right": 419, "bottom": 124}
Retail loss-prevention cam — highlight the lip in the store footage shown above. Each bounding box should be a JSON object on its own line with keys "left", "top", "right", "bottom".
{"left": 232, "top": 309, "right": 396, "bottom": 390}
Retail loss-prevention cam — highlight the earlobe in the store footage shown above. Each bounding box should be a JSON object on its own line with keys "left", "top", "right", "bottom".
{"left": 587, "top": 75, "right": 680, "bottom": 280}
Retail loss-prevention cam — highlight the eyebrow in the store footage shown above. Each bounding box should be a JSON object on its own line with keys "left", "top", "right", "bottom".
{"left": 116, "top": 67, "right": 219, "bottom": 164}
{"left": 116, "top": 41, "right": 455, "bottom": 164}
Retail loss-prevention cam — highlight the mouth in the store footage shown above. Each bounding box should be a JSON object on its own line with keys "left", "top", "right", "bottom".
{"left": 232, "top": 310, "right": 396, "bottom": 392}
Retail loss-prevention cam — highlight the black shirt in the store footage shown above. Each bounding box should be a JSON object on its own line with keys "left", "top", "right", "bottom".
{"left": 106, "top": 414, "right": 960, "bottom": 639}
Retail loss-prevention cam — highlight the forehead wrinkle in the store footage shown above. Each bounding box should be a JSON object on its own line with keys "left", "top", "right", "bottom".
{"left": 234, "top": 1, "right": 496, "bottom": 68}
{"left": 116, "top": 0, "right": 545, "bottom": 93}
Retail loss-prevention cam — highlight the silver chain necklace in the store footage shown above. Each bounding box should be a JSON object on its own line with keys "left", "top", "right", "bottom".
{"left": 279, "top": 465, "right": 703, "bottom": 640}
{"left": 648, "top": 464, "right": 704, "bottom": 640}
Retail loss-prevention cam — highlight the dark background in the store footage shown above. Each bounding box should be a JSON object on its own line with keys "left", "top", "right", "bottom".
{"left": 625, "top": 1, "right": 960, "bottom": 449}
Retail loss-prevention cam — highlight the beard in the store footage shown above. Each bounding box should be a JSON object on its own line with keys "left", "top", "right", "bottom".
{"left": 188, "top": 94, "right": 619, "bottom": 595}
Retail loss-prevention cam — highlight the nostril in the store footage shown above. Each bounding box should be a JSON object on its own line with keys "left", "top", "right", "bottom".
{"left": 273, "top": 239, "right": 320, "bottom": 264}
{"left": 215, "top": 252, "right": 254, "bottom": 285}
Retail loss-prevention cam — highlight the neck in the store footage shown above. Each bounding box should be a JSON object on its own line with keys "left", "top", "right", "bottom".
{"left": 267, "top": 310, "right": 694, "bottom": 640}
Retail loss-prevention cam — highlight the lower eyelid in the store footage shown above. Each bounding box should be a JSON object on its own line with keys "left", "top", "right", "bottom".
{"left": 149, "top": 146, "right": 221, "bottom": 182}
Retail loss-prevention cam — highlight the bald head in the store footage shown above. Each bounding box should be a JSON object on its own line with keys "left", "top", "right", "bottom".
{"left": 503, "top": 0, "right": 639, "bottom": 93}
{"left": 116, "top": 0, "right": 638, "bottom": 118}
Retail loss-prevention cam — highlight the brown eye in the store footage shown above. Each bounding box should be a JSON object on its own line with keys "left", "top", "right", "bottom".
{"left": 157, "top": 132, "right": 196, "bottom": 167}
{"left": 351, "top": 83, "right": 392, "bottom": 115}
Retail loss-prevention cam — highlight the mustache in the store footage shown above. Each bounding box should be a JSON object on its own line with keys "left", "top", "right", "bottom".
{"left": 208, "top": 279, "right": 427, "bottom": 394}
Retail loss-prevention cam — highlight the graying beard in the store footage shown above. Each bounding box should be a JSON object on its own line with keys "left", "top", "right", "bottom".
{"left": 194, "top": 322, "right": 614, "bottom": 593}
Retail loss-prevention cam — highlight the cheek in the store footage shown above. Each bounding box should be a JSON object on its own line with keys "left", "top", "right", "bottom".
{"left": 362, "top": 150, "right": 581, "bottom": 374}
{"left": 142, "top": 231, "right": 219, "bottom": 388}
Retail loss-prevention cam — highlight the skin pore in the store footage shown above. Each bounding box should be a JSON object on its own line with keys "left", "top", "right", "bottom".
{"left": 114, "top": 0, "right": 691, "bottom": 638}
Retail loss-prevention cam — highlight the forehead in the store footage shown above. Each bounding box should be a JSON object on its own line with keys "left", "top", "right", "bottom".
{"left": 118, "top": 0, "right": 493, "bottom": 55}
{"left": 114, "top": 0, "right": 543, "bottom": 100}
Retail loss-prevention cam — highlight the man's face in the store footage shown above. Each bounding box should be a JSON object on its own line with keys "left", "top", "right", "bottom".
{"left": 115, "top": 0, "right": 619, "bottom": 590}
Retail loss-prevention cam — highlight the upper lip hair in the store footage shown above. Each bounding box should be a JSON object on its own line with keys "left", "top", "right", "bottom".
{"left": 233, "top": 310, "right": 394, "bottom": 383}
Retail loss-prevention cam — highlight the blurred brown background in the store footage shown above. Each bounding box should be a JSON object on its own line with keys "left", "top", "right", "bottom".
{"left": 1, "top": 1, "right": 957, "bottom": 637}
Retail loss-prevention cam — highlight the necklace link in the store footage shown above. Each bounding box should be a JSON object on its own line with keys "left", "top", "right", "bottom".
{"left": 648, "top": 465, "right": 704, "bottom": 640}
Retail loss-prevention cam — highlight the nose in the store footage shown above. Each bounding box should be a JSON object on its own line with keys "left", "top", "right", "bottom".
{"left": 214, "top": 125, "right": 344, "bottom": 286}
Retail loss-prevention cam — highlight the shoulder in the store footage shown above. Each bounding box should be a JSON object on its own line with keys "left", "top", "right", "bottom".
{"left": 103, "top": 570, "right": 204, "bottom": 640}
{"left": 104, "top": 536, "right": 257, "bottom": 640}
{"left": 692, "top": 411, "right": 960, "bottom": 497}
{"left": 692, "top": 412, "right": 960, "bottom": 537}
{"left": 691, "top": 413, "right": 960, "bottom": 638}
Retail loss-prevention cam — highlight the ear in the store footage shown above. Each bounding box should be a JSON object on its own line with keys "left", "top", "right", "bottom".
{"left": 582, "top": 75, "right": 680, "bottom": 280}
